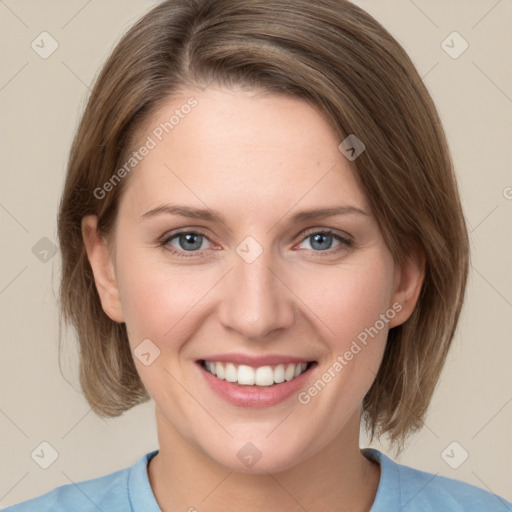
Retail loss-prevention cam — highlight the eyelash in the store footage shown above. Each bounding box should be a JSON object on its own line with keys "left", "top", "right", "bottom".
{"left": 158, "top": 228, "right": 353, "bottom": 259}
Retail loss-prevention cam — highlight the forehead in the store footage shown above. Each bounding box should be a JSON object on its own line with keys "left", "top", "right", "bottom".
{"left": 119, "top": 86, "right": 368, "bottom": 217}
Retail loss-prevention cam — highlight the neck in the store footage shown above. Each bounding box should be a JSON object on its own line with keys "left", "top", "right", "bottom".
{"left": 148, "top": 406, "right": 381, "bottom": 512}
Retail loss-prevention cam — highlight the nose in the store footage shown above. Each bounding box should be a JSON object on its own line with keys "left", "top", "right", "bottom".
{"left": 217, "top": 247, "right": 296, "bottom": 340}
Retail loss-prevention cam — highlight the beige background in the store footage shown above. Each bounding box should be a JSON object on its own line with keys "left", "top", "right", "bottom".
{"left": 1, "top": 0, "right": 511, "bottom": 507}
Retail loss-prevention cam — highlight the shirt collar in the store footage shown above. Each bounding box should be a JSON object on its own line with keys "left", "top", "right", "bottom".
{"left": 361, "top": 447, "right": 400, "bottom": 511}
{"left": 128, "top": 448, "right": 398, "bottom": 511}
{"left": 128, "top": 449, "right": 161, "bottom": 512}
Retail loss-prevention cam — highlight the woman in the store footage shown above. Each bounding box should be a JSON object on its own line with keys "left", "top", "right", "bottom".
{"left": 5, "top": 0, "right": 511, "bottom": 510}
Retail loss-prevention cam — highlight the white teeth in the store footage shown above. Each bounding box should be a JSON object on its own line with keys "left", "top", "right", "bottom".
{"left": 284, "top": 363, "right": 295, "bottom": 381}
{"left": 237, "top": 365, "right": 255, "bottom": 385}
{"left": 203, "top": 360, "right": 310, "bottom": 386}
{"left": 255, "top": 366, "right": 274, "bottom": 387}
{"left": 294, "top": 363, "right": 307, "bottom": 378}
{"left": 215, "top": 362, "right": 225, "bottom": 379}
{"left": 225, "top": 363, "right": 237, "bottom": 383}
{"left": 206, "top": 361, "right": 216, "bottom": 375}
{"left": 274, "top": 364, "right": 285, "bottom": 383}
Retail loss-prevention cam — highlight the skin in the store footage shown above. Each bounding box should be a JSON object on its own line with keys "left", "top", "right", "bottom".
{"left": 82, "top": 85, "right": 424, "bottom": 512}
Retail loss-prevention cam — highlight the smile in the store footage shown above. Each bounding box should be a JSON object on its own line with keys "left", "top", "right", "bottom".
{"left": 201, "top": 360, "right": 311, "bottom": 387}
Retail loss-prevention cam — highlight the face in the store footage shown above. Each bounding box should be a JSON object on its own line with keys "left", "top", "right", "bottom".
{"left": 84, "top": 85, "right": 421, "bottom": 473}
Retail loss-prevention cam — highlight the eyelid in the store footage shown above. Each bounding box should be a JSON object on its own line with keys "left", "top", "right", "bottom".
{"left": 292, "top": 228, "right": 353, "bottom": 255}
{"left": 159, "top": 226, "right": 352, "bottom": 245}
{"left": 297, "top": 226, "right": 354, "bottom": 243}
{"left": 159, "top": 229, "right": 217, "bottom": 251}
{"left": 159, "top": 226, "right": 354, "bottom": 257}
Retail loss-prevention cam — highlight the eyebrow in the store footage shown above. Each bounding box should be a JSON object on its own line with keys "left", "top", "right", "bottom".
{"left": 141, "top": 204, "right": 370, "bottom": 224}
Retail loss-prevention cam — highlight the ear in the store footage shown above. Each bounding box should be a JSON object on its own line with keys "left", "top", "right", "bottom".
{"left": 81, "top": 215, "right": 125, "bottom": 323}
{"left": 388, "top": 247, "right": 425, "bottom": 328}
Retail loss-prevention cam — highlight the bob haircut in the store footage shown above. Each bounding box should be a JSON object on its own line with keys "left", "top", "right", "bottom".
{"left": 57, "top": 0, "right": 469, "bottom": 453}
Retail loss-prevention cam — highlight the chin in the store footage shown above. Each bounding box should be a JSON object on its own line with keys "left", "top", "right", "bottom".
{"left": 202, "top": 431, "right": 311, "bottom": 474}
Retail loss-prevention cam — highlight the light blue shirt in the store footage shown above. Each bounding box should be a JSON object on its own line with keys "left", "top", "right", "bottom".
{"left": 3, "top": 448, "right": 511, "bottom": 511}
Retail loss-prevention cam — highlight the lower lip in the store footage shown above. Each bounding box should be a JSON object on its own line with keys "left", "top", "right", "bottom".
{"left": 197, "top": 362, "right": 316, "bottom": 408}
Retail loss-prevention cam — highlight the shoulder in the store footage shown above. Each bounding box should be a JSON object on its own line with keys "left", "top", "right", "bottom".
{"left": 1, "top": 451, "right": 157, "bottom": 512}
{"left": 1, "top": 470, "right": 127, "bottom": 512}
{"left": 363, "top": 448, "right": 512, "bottom": 512}
{"left": 396, "top": 462, "right": 512, "bottom": 511}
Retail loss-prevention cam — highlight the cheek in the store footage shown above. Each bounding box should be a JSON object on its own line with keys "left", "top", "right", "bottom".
{"left": 115, "top": 256, "right": 211, "bottom": 404}
{"left": 297, "top": 256, "right": 396, "bottom": 348}
{"left": 292, "top": 261, "right": 395, "bottom": 422}
{"left": 115, "top": 248, "right": 209, "bottom": 349}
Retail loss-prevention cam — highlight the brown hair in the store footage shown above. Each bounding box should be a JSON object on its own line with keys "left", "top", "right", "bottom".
{"left": 57, "top": 0, "right": 469, "bottom": 453}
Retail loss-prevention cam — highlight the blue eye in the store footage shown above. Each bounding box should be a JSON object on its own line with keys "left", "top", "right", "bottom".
{"left": 159, "top": 229, "right": 352, "bottom": 258}
{"left": 313, "top": 233, "right": 332, "bottom": 250}
{"left": 163, "top": 232, "right": 210, "bottom": 256}
{"left": 296, "top": 230, "right": 352, "bottom": 253}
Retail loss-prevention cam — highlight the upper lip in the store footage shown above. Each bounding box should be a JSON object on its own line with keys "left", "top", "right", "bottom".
{"left": 198, "top": 353, "right": 315, "bottom": 367}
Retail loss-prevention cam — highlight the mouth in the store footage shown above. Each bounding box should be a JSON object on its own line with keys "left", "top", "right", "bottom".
{"left": 199, "top": 359, "right": 316, "bottom": 387}
{"left": 195, "top": 353, "right": 318, "bottom": 407}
